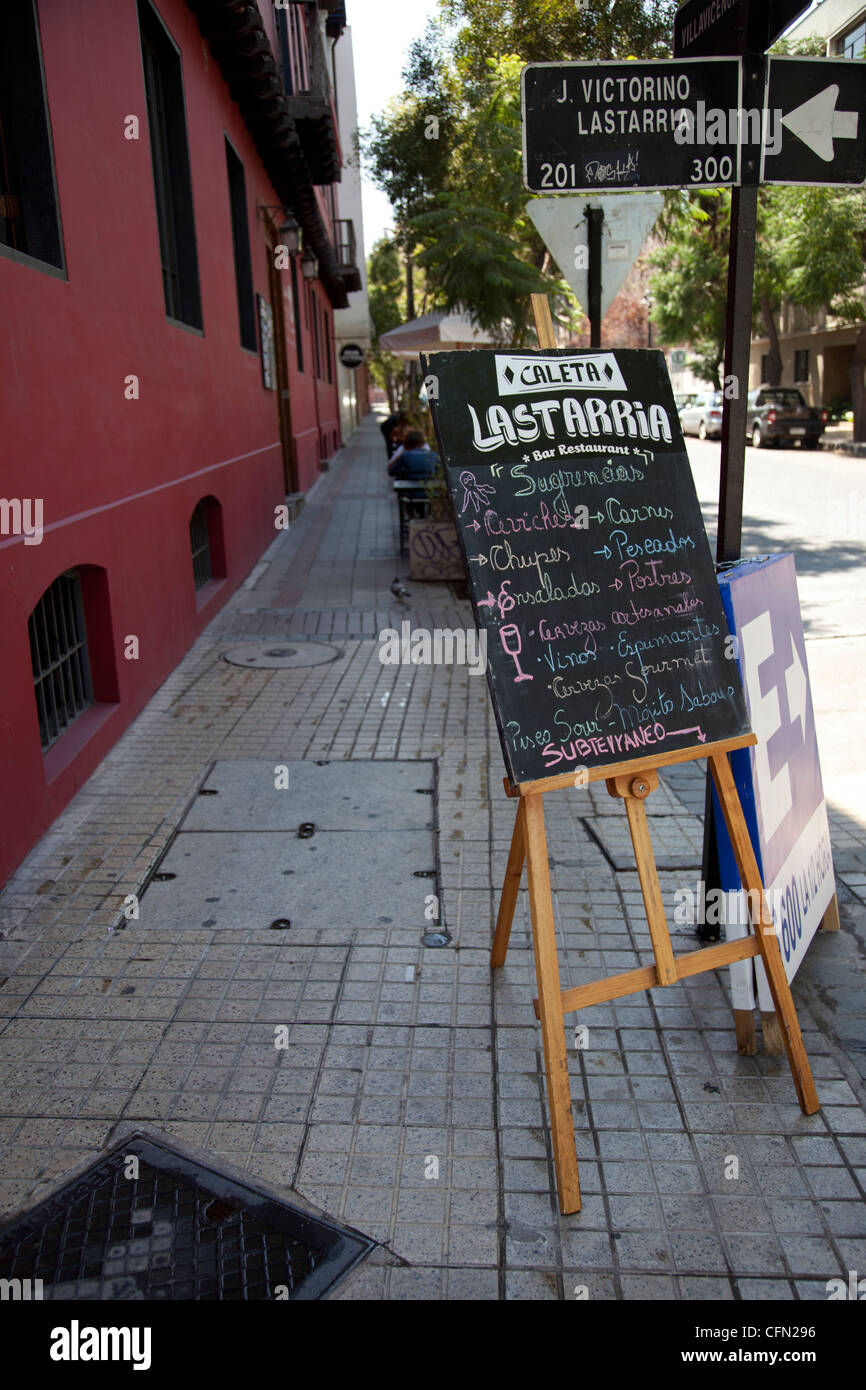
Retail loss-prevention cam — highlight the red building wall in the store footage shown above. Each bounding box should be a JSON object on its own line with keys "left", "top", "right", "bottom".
{"left": 0, "top": 0, "right": 342, "bottom": 885}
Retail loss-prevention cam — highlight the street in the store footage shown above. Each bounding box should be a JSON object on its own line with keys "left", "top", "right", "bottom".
{"left": 686, "top": 438, "right": 866, "bottom": 817}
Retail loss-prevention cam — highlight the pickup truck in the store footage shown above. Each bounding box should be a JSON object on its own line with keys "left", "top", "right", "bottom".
{"left": 746, "top": 387, "right": 828, "bottom": 449}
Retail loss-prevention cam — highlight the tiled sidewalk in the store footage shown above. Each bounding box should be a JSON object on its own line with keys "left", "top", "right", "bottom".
{"left": 0, "top": 415, "right": 864, "bottom": 1300}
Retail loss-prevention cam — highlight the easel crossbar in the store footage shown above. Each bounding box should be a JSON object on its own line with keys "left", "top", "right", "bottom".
{"left": 532, "top": 935, "right": 762, "bottom": 1018}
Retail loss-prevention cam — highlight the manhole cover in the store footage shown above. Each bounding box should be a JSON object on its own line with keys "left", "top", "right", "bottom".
{"left": 222, "top": 640, "right": 342, "bottom": 669}
{"left": 0, "top": 1133, "right": 372, "bottom": 1300}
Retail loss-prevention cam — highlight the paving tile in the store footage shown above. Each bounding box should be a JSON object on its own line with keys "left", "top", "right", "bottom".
{"left": 619, "top": 1274, "right": 677, "bottom": 1298}
{"left": 505, "top": 1270, "right": 560, "bottom": 1300}
{"left": 737, "top": 1278, "right": 795, "bottom": 1300}
{"left": 677, "top": 1276, "right": 734, "bottom": 1300}
{"left": 779, "top": 1235, "right": 840, "bottom": 1277}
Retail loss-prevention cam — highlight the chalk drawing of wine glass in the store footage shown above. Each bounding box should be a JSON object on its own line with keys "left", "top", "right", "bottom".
{"left": 500, "top": 624, "right": 533, "bottom": 683}
{"left": 459, "top": 470, "right": 496, "bottom": 514}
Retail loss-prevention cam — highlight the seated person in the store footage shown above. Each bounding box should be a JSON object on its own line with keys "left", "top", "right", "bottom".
{"left": 388, "top": 429, "right": 440, "bottom": 481}
{"left": 381, "top": 411, "right": 409, "bottom": 458}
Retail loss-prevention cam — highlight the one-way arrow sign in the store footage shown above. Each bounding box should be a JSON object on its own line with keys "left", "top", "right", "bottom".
{"left": 762, "top": 57, "right": 866, "bottom": 186}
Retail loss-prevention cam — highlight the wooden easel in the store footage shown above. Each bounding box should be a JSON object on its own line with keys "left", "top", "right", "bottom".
{"left": 490, "top": 296, "right": 820, "bottom": 1215}
{"left": 491, "top": 741, "right": 821, "bottom": 1214}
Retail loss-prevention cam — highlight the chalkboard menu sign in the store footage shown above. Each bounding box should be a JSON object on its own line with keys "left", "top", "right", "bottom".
{"left": 421, "top": 347, "right": 751, "bottom": 786}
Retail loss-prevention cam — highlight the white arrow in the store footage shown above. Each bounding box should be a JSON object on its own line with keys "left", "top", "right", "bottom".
{"left": 784, "top": 632, "right": 808, "bottom": 739}
{"left": 781, "top": 84, "right": 859, "bottom": 163}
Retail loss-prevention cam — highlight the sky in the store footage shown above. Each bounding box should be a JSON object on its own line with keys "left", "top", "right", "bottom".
{"left": 348, "top": 0, "right": 443, "bottom": 252}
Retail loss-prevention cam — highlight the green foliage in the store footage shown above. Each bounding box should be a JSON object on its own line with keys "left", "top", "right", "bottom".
{"left": 363, "top": 24, "right": 588, "bottom": 344}
{"left": 364, "top": 23, "right": 459, "bottom": 254}
{"left": 412, "top": 196, "right": 549, "bottom": 340}
{"left": 366, "top": 236, "right": 410, "bottom": 404}
{"left": 649, "top": 180, "right": 866, "bottom": 388}
{"left": 648, "top": 190, "right": 731, "bottom": 387}
{"left": 440, "top": 0, "right": 676, "bottom": 93}
{"left": 760, "top": 187, "right": 866, "bottom": 324}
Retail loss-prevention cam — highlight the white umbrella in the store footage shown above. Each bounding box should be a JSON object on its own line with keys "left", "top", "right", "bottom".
{"left": 379, "top": 309, "right": 497, "bottom": 358}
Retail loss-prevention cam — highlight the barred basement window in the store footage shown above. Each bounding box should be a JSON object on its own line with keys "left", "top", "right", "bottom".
{"left": 189, "top": 501, "right": 212, "bottom": 590}
{"left": 28, "top": 571, "right": 94, "bottom": 751}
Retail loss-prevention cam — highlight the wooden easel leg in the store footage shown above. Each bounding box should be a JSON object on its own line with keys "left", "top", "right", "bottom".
{"left": 607, "top": 772, "right": 676, "bottom": 986}
{"left": 734, "top": 1009, "right": 758, "bottom": 1055}
{"left": 821, "top": 894, "right": 841, "bottom": 932}
{"left": 490, "top": 799, "right": 526, "bottom": 968}
{"left": 709, "top": 753, "right": 819, "bottom": 1114}
{"left": 761, "top": 1011, "right": 785, "bottom": 1055}
{"left": 523, "top": 792, "right": 582, "bottom": 1213}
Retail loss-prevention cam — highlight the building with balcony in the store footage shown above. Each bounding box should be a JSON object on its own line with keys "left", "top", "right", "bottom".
{"left": 331, "top": 20, "right": 370, "bottom": 437}
{"left": 0, "top": 0, "right": 363, "bottom": 886}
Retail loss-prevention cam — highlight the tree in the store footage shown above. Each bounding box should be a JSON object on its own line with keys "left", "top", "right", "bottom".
{"left": 649, "top": 182, "right": 866, "bottom": 419}
{"left": 410, "top": 54, "right": 559, "bottom": 343}
{"left": 365, "top": 22, "right": 459, "bottom": 320}
{"left": 367, "top": 237, "right": 409, "bottom": 410}
{"left": 756, "top": 186, "right": 866, "bottom": 399}
{"left": 440, "top": 0, "right": 676, "bottom": 93}
{"left": 648, "top": 190, "right": 731, "bottom": 387}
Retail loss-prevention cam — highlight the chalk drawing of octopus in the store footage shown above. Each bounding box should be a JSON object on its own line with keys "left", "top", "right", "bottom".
{"left": 459, "top": 470, "right": 496, "bottom": 514}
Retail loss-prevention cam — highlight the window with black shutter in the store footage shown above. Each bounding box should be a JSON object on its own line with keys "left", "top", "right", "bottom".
{"left": 0, "top": 0, "right": 63, "bottom": 270}
{"left": 138, "top": 1, "right": 202, "bottom": 329}
{"left": 225, "top": 139, "right": 256, "bottom": 350}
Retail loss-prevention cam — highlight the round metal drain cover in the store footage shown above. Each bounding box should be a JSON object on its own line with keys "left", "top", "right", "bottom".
{"left": 222, "top": 640, "right": 342, "bottom": 669}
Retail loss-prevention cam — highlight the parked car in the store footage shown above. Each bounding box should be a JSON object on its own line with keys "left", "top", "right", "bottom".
{"left": 678, "top": 390, "right": 724, "bottom": 440}
{"left": 746, "top": 387, "right": 828, "bottom": 449}
{"left": 674, "top": 391, "right": 699, "bottom": 411}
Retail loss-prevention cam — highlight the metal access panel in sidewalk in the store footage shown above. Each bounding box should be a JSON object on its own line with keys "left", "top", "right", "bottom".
{"left": 141, "top": 760, "right": 436, "bottom": 933}
{"left": 0, "top": 1132, "right": 373, "bottom": 1300}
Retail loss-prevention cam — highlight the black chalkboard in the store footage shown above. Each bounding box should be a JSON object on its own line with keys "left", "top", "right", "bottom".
{"left": 421, "top": 347, "right": 751, "bottom": 785}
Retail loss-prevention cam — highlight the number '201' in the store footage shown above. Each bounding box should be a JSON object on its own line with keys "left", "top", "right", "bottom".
{"left": 540, "top": 162, "right": 577, "bottom": 188}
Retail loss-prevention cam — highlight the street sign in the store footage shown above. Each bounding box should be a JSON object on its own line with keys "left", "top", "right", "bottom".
{"left": 338, "top": 342, "right": 365, "bottom": 368}
{"left": 673, "top": 0, "right": 810, "bottom": 57}
{"left": 526, "top": 193, "right": 664, "bottom": 321}
{"left": 522, "top": 59, "right": 743, "bottom": 193}
{"left": 761, "top": 57, "right": 866, "bottom": 187}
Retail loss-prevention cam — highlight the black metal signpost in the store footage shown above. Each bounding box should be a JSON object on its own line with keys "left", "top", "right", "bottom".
{"left": 584, "top": 206, "right": 603, "bottom": 348}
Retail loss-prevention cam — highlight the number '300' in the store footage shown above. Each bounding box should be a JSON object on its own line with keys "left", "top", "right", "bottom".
{"left": 690, "top": 155, "right": 734, "bottom": 183}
